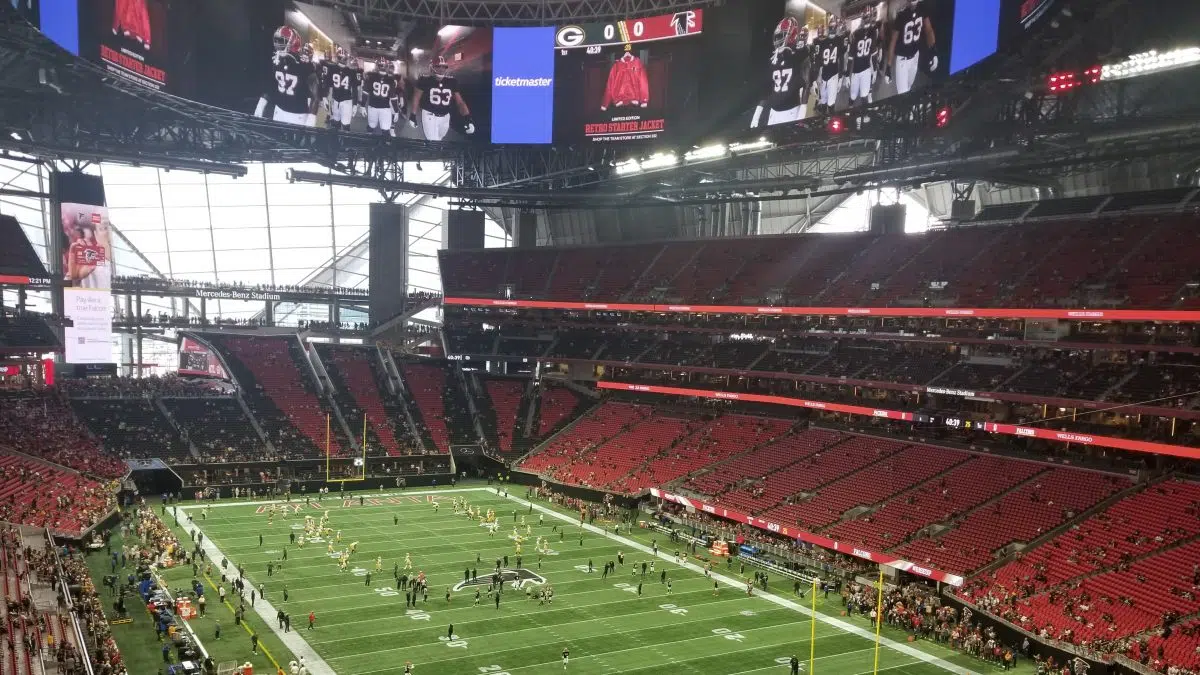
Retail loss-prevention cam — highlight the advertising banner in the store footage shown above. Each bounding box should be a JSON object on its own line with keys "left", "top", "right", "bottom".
{"left": 60, "top": 201, "right": 114, "bottom": 365}
{"left": 178, "top": 337, "right": 229, "bottom": 380}
{"left": 492, "top": 27, "right": 557, "bottom": 144}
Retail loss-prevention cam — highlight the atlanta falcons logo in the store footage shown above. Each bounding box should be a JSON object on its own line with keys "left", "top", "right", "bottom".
{"left": 82, "top": 249, "right": 102, "bottom": 263}
{"left": 452, "top": 568, "right": 546, "bottom": 592}
{"left": 671, "top": 11, "right": 696, "bottom": 36}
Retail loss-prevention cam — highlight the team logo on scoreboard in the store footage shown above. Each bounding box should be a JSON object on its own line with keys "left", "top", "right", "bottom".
{"left": 452, "top": 568, "right": 547, "bottom": 592}
{"left": 671, "top": 11, "right": 697, "bottom": 35}
{"left": 556, "top": 25, "right": 586, "bottom": 48}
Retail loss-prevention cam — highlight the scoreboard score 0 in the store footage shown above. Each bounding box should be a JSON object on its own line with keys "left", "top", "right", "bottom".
{"left": 555, "top": 10, "right": 704, "bottom": 51}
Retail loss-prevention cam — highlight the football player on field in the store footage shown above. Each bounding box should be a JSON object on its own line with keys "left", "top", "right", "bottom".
{"left": 751, "top": 16, "right": 811, "bottom": 128}
{"left": 254, "top": 26, "right": 319, "bottom": 127}
{"left": 887, "top": 0, "right": 938, "bottom": 95}
{"left": 411, "top": 55, "right": 475, "bottom": 141}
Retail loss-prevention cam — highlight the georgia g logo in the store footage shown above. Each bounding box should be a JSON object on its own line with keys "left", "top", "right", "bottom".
{"left": 452, "top": 568, "right": 546, "bottom": 592}
{"left": 556, "top": 25, "right": 585, "bottom": 48}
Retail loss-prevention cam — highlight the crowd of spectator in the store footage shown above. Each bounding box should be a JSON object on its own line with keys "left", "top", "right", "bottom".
{"left": 115, "top": 276, "right": 368, "bottom": 297}
{"left": 62, "top": 375, "right": 227, "bottom": 399}
{"left": 60, "top": 551, "right": 126, "bottom": 674}
{"left": 0, "top": 392, "right": 127, "bottom": 478}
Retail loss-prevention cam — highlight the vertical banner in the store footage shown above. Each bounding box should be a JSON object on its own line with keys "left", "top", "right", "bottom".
{"left": 55, "top": 172, "right": 114, "bottom": 366}
{"left": 491, "top": 26, "right": 557, "bottom": 143}
{"left": 79, "top": 0, "right": 170, "bottom": 90}
{"left": 367, "top": 203, "right": 409, "bottom": 328}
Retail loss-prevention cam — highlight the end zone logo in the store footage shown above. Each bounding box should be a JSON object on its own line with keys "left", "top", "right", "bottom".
{"left": 452, "top": 568, "right": 546, "bottom": 592}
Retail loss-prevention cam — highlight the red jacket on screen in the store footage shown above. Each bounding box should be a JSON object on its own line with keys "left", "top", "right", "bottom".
{"left": 113, "top": 0, "right": 152, "bottom": 48}
{"left": 601, "top": 53, "right": 649, "bottom": 110}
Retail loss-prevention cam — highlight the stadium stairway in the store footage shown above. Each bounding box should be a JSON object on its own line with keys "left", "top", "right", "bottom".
{"left": 315, "top": 345, "right": 402, "bottom": 456}
{"left": 298, "top": 339, "right": 360, "bottom": 451}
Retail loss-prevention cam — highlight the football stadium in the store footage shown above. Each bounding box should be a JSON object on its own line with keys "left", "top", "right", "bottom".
{"left": 1, "top": 0, "right": 1199, "bottom": 674}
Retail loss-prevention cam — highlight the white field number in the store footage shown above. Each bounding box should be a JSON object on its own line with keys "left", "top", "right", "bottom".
{"left": 613, "top": 583, "right": 638, "bottom": 594}
{"left": 439, "top": 635, "right": 468, "bottom": 648}
{"left": 479, "top": 667, "right": 511, "bottom": 675}
{"left": 659, "top": 603, "right": 687, "bottom": 616}
{"left": 374, "top": 587, "right": 398, "bottom": 598}
{"left": 713, "top": 627, "right": 745, "bottom": 642}
{"left": 406, "top": 609, "right": 430, "bottom": 621}
{"left": 574, "top": 564, "right": 593, "bottom": 573}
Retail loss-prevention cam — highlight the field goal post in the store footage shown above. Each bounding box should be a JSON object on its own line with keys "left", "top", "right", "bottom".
{"left": 216, "top": 661, "right": 240, "bottom": 675}
{"left": 325, "top": 413, "right": 369, "bottom": 483}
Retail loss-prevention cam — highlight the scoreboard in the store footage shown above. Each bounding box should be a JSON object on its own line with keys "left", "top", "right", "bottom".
{"left": 554, "top": 11, "right": 704, "bottom": 50}
{"left": 552, "top": 9, "right": 704, "bottom": 144}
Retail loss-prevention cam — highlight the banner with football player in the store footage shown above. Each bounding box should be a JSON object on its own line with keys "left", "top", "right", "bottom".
{"left": 747, "top": 0, "right": 955, "bottom": 129}
{"left": 59, "top": 202, "right": 115, "bottom": 365}
{"left": 552, "top": 10, "right": 704, "bottom": 144}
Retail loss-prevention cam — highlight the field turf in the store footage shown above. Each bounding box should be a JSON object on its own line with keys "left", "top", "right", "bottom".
{"left": 174, "top": 485, "right": 1028, "bottom": 675}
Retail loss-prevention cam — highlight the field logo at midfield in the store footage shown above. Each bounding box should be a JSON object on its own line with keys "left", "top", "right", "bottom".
{"left": 452, "top": 568, "right": 547, "bottom": 592}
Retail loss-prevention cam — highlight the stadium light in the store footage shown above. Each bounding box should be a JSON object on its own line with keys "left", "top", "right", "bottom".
{"left": 936, "top": 106, "right": 952, "bottom": 128}
{"left": 684, "top": 144, "right": 728, "bottom": 162}
{"left": 728, "top": 138, "right": 774, "bottom": 153}
{"left": 827, "top": 116, "right": 846, "bottom": 134}
{"left": 614, "top": 159, "right": 642, "bottom": 175}
{"left": 1101, "top": 47, "right": 1200, "bottom": 81}
{"left": 640, "top": 152, "right": 679, "bottom": 170}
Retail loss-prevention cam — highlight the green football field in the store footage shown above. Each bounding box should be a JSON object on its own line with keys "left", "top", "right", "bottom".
{"left": 174, "top": 486, "right": 1025, "bottom": 675}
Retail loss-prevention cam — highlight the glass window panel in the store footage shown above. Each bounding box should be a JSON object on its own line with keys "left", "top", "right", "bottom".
{"left": 210, "top": 205, "right": 268, "bottom": 229}
{"left": 331, "top": 186, "right": 376, "bottom": 205}
{"left": 409, "top": 268, "right": 439, "bottom": 290}
{"left": 267, "top": 182, "right": 331, "bottom": 206}
{"left": 207, "top": 182, "right": 267, "bottom": 206}
{"left": 109, "top": 207, "right": 164, "bottom": 231}
{"left": 211, "top": 299, "right": 263, "bottom": 318}
{"left": 123, "top": 229, "right": 168, "bottom": 254}
{"left": 270, "top": 226, "right": 333, "bottom": 248}
{"left": 162, "top": 207, "right": 214, "bottom": 230}
{"left": 169, "top": 251, "right": 214, "bottom": 275}
{"left": 106, "top": 183, "right": 164, "bottom": 208}
{"left": 165, "top": 229, "right": 215, "bottom": 252}
{"left": 0, "top": 195, "right": 45, "bottom": 223}
{"left": 100, "top": 164, "right": 156, "bottom": 185}
{"left": 209, "top": 249, "right": 268, "bottom": 273}
{"left": 267, "top": 206, "right": 332, "bottom": 228}
{"left": 176, "top": 271, "right": 216, "bottom": 283}
{"left": 159, "top": 169, "right": 206, "bottom": 184}
{"left": 159, "top": 184, "right": 210, "bottom": 207}
{"left": 272, "top": 248, "right": 335, "bottom": 273}
{"left": 228, "top": 270, "right": 274, "bottom": 285}
{"left": 409, "top": 237, "right": 439, "bottom": 257}
{"left": 332, "top": 204, "right": 369, "bottom": 227}
{"left": 138, "top": 251, "right": 172, "bottom": 276}
{"left": 211, "top": 227, "right": 269, "bottom": 251}
{"left": 333, "top": 224, "right": 368, "bottom": 249}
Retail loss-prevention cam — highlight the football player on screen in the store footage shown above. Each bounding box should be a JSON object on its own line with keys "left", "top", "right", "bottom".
{"left": 812, "top": 17, "right": 849, "bottom": 115}
{"left": 254, "top": 26, "right": 319, "bottom": 127}
{"left": 887, "top": 0, "right": 938, "bottom": 95}
{"left": 411, "top": 56, "right": 475, "bottom": 141}
{"left": 751, "top": 16, "right": 811, "bottom": 129}
{"left": 849, "top": 8, "right": 882, "bottom": 107}
{"left": 362, "top": 57, "right": 400, "bottom": 136}
{"left": 324, "top": 46, "right": 362, "bottom": 131}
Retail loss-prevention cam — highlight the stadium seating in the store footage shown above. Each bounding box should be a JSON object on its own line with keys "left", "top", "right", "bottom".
{"left": 826, "top": 455, "right": 1045, "bottom": 552}
{"left": 609, "top": 414, "right": 793, "bottom": 494}
{"left": 0, "top": 454, "right": 115, "bottom": 535}
{"left": 162, "top": 397, "right": 271, "bottom": 462}
{"left": 319, "top": 346, "right": 405, "bottom": 456}
{"left": 553, "top": 412, "right": 694, "bottom": 490}
{"left": 482, "top": 378, "right": 525, "bottom": 454}
{"left": 894, "top": 468, "right": 1127, "bottom": 575}
{"left": 439, "top": 215, "right": 1200, "bottom": 309}
{"left": 397, "top": 361, "right": 473, "bottom": 453}
{"left": 70, "top": 398, "right": 190, "bottom": 462}
{"left": 764, "top": 444, "right": 969, "bottom": 531}
{"left": 518, "top": 402, "right": 649, "bottom": 478}
{"left": 0, "top": 313, "right": 59, "bottom": 351}
{"left": 209, "top": 335, "right": 348, "bottom": 457}
{"left": 682, "top": 427, "right": 842, "bottom": 498}
{"left": 0, "top": 393, "right": 126, "bottom": 478}
{"left": 536, "top": 385, "right": 586, "bottom": 437}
